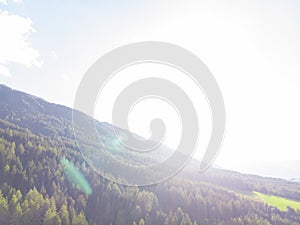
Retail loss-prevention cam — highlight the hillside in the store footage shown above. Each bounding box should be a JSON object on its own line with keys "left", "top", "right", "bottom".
{"left": 1, "top": 84, "right": 300, "bottom": 225}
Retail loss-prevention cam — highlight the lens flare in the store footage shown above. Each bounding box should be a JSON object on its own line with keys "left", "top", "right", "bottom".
{"left": 61, "top": 157, "right": 92, "bottom": 195}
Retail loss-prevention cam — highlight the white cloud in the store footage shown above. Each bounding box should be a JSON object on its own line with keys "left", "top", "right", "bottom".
{"left": 0, "top": 0, "right": 22, "bottom": 4}
{"left": 12, "top": 0, "right": 22, "bottom": 3}
{"left": 0, "top": 11, "right": 42, "bottom": 73}
{"left": 61, "top": 73, "right": 70, "bottom": 81}
{"left": 0, "top": 64, "right": 11, "bottom": 77}
{"left": 50, "top": 50, "right": 58, "bottom": 59}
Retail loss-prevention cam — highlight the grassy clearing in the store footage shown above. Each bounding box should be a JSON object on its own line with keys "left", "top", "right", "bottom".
{"left": 254, "top": 191, "right": 300, "bottom": 211}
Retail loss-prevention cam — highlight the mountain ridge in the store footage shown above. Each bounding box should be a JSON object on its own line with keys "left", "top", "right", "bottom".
{"left": 2, "top": 83, "right": 298, "bottom": 181}
{"left": 1, "top": 83, "right": 300, "bottom": 224}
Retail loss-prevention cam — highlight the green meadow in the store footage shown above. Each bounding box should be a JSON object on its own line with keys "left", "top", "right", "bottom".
{"left": 254, "top": 191, "right": 300, "bottom": 211}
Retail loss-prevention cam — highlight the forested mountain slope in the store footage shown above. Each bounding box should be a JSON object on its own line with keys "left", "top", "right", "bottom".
{"left": 1, "top": 84, "right": 300, "bottom": 225}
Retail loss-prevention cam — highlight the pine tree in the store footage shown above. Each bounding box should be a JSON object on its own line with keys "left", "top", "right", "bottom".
{"left": 59, "top": 204, "right": 70, "bottom": 225}
{"left": 0, "top": 191, "right": 8, "bottom": 224}
{"left": 72, "top": 211, "right": 88, "bottom": 225}
{"left": 43, "top": 197, "right": 61, "bottom": 225}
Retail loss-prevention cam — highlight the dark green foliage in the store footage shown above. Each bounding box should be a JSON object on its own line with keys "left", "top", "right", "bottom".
{"left": 1, "top": 84, "right": 300, "bottom": 225}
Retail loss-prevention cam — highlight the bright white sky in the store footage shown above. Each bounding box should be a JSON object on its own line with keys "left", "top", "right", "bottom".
{"left": 1, "top": 0, "right": 300, "bottom": 173}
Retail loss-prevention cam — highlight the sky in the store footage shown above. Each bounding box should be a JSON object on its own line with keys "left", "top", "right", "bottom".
{"left": 1, "top": 0, "right": 300, "bottom": 175}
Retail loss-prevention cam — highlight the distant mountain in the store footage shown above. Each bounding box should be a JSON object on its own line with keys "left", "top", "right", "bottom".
{"left": 1, "top": 84, "right": 300, "bottom": 225}
{"left": 289, "top": 178, "right": 300, "bottom": 183}
{"left": 224, "top": 160, "right": 300, "bottom": 180}
{"left": 0, "top": 84, "right": 174, "bottom": 168}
